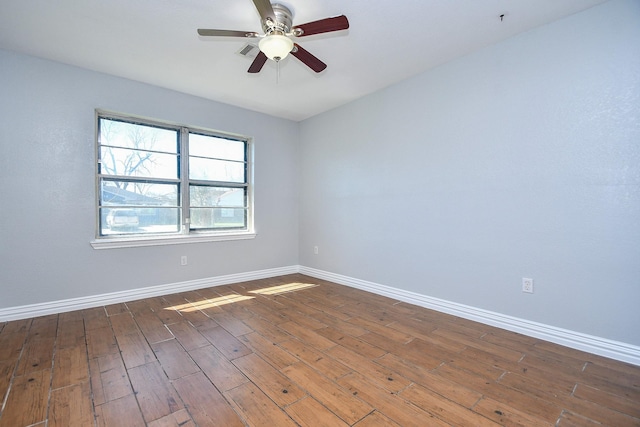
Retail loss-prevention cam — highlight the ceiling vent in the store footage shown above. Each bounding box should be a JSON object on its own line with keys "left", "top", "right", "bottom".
{"left": 237, "top": 43, "right": 259, "bottom": 58}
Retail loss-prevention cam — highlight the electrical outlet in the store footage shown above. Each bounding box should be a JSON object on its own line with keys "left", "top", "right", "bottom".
{"left": 522, "top": 278, "right": 533, "bottom": 293}
{"left": 313, "top": 246, "right": 319, "bottom": 255}
{"left": 181, "top": 255, "right": 188, "bottom": 266}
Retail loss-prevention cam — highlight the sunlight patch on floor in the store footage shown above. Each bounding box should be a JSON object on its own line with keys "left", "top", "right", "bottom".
{"left": 165, "top": 294, "right": 255, "bottom": 312}
{"left": 249, "top": 282, "right": 317, "bottom": 296}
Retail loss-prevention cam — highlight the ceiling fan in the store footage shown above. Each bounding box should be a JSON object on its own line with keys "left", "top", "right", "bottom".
{"left": 197, "top": 0, "right": 349, "bottom": 73}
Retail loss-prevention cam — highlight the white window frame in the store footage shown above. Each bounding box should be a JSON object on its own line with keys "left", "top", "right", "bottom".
{"left": 91, "top": 110, "right": 255, "bottom": 249}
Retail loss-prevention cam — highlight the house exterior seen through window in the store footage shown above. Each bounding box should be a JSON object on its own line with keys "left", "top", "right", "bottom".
{"left": 96, "top": 111, "right": 252, "bottom": 241}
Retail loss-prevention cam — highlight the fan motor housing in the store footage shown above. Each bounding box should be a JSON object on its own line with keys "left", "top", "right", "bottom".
{"left": 262, "top": 3, "right": 293, "bottom": 34}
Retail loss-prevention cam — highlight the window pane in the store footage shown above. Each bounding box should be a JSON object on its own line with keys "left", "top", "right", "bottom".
{"left": 189, "top": 157, "right": 244, "bottom": 182}
{"left": 100, "top": 146, "right": 178, "bottom": 179}
{"left": 189, "top": 133, "right": 245, "bottom": 161}
{"left": 190, "top": 207, "right": 246, "bottom": 230}
{"left": 190, "top": 186, "right": 245, "bottom": 208}
{"left": 101, "top": 181, "right": 179, "bottom": 206}
{"left": 100, "top": 118, "right": 178, "bottom": 153}
{"left": 100, "top": 207, "right": 181, "bottom": 236}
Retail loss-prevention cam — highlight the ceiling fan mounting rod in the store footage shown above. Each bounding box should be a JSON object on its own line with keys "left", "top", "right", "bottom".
{"left": 262, "top": 3, "right": 293, "bottom": 34}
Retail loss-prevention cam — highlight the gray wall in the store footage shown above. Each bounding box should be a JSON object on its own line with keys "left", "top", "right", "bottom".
{"left": 299, "top": 0, "right": 640, "bottom": 346}
{"left": 0, "top": 49, "right": 299, "bottom": 307}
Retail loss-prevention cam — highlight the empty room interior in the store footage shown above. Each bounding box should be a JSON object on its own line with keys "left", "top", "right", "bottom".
{"left": 0, "top": 0, "right": 639, "bottom": 426}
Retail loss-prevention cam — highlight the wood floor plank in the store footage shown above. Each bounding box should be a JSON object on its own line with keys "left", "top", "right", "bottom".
{"left": 443, "top": 329, "right": 525, "bottom": 362}
{"left": 52, "top": 345, "right": 89, "bottom": 389}
{"left": 519, "top": 352, "right": 585, "bottom": 382}
{"left": 556, "top": 410, "right": 603, "bottom": 426}
{"left": 0, "top": 318, "right": 31, "bottom": 335}
{"left": 205, "top": 310, "right": 254, "bottom": 336}
{"left": 285, "top": 396, "right": 350, "bottom": 427}
{"left": 316, "top": 326, "right": 387, "bottom": 359}
{"left": 337, "top": 371, "right": 450, "bottom": 427}
{"left": 115, "top": 330, "right": 156, "bottom": 369}
{"left": 0, "top": 360, "right": 17, "bottom": 404}
{"left": 109, "top": 312, "right": 140, "bottom": 336}
{"left": 278, "top": 338, "right": 352, "bottom": 381}
{"left": 49, "top": 381, "right": 94, "bottom": 427}
{"left": 385, "top": 317, "right": 439, "bottom": 342}
{"left": 399, "top": 383, "right": 502, "bottom": 426}
{"left": 239, "top": 331, "right": 299, "bottom": 369}
{"left": 89, "top": 353, "right": 132, "bottom": 405}
{"left": 55, "top": 318, "right": 85, "bottom": 350}
{"left": 95, "top": 394, "right": 146, "bottom": 427}
{"left": 133, "top": 313, "right": 174, "bottom": 344}
{"left": 82, "top": 307, "right": 110, "bottom": 331}
{"left": 0, "top": 370, "right": 50, "bottom": 427}
{"left": 401, "top": 336, "right": 461, "bottom": 367}
{"left": 241, "top": 316, "right": 291, "bottom": 343}
{"left": 150, "top": 339, "right": 201, "bottom": 380}
{"left": 441, "top": 351, "right": 507, "bottom": 382}
{"left": 0, "top": 330, "right": 28, "bottom": 361}
{"left": 105, "top": 303, "right": 129, "bottom": 316}
{"left": 124, "top": 299, "right": 155, "bottom": 316}
{"left": 188, "top": 345, "right": 248, "bottom": 392}
{"left": 472, "top": 397, "right": 553, "bottom": 427}
{"left": 348, "top": 315, "right": 413, "bottom": 342}
{"left": 28, "top": 314, "right": 59, "bottom": 340}
{"left": 580, "top": 361, "right": 640, "bottom": 401}
{"left": 232, "top": 352, "right": 306, "bottom": 406}
{"left": 149, "top": 299, "right": 185, "bottom": 325}
{"left": 481, "top": 329, "right": 541, "bottom": 352}
{"left": 278, "top": 321, "right": 336, "bottom": 350}
{"left": 245, "top": 298, "right": 289, "bottom": 322}
{"left": 173, "top": 372, "right": 244, "bottom": 427}
{"left": 498, "top": 370, "right": 575, "bottom": 401}
{"left": 325, "top": 344, "right": 411, "bottom": 393}
{"left": 302, "top": 300, "right": 354, "bottom": 322}
{"left": 435, "top": 362, "right": 563, "bottom": 423}
{"left": 177, "top": 309, "right": 218, "bottom": 330}
{"left": 166, "top": 322, "right": 209, "bottom": 351}
{"left": 128, "top": 361, "right": 183, "bottom": 423}
{"left": 15, "top": 336, "right": 55, "bottom": 376}
{"left": 376, "top": 352, "right": 482, "bottom": 408}
{"left": 353, "top": 410, "right": 402, "bottom": 426}
{"left": 224, "top": 382, "right": 298, "bottom": 427}
{"left": 282, "top": 361, "right": 374, "bottom": 425}
{"left": 573, "top": 383, "right": 640, "bottom": 419}
{"left": 86, "top": 326, "right": 118, "bottom": 359}
{"left": 199, "top": 325, "right": 252, "bottom": 360}
{"left": 561, "top": 394, "right": 640, "bottom": 427}
{"left": 146, "top": 409, "right": 195, "bottom": 427}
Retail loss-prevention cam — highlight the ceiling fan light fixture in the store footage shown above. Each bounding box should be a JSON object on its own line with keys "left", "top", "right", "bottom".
{"left": 259, "top": 34, "right": 293, "bottom": 61}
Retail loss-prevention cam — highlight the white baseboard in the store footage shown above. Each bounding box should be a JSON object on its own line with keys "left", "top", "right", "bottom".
{"left": 299, "top": 266, "right": 640, "bottom": 367}
{"left": 0, "top": 265, "right": 298, "bottom": 322}
{"left": 2, "top": 264, "right": 638, "bottom": 366}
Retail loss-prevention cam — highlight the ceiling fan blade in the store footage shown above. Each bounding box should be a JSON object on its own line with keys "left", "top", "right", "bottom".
{"left": 197, "top": 29, "right": 258, "bottom": 38}
{"left": 292, "top": 15, "right": 349, "bottom": 37}
{"left": 252, "top": 0, "right": 276, "bottom": 23}
{"left": 248, "top": 51, "right": 268, "bottom": 73}
{"left": 291, "top": 44, "right": 327, "bottom": 73}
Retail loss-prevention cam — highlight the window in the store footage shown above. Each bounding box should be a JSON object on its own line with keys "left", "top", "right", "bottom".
{"left": 94, "top": 111, "right": 253, "bottom": 247}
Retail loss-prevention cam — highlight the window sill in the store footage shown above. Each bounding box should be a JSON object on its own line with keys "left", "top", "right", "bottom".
{"left": 90, "top": 231, "right": 256, "bottom": 249}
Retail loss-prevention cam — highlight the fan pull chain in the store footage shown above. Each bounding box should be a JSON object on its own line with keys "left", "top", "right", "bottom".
{"left": 276, "top": 60, "right": 280, "bottom": 84}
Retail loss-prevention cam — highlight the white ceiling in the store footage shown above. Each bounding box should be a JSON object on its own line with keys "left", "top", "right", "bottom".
{"left": 0, "top": 0, "right": 608, "bottom": 121}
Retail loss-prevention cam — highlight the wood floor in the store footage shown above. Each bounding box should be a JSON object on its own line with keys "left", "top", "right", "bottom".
{"left": 0, "top": 274, "right": 639, "bottom": 426}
